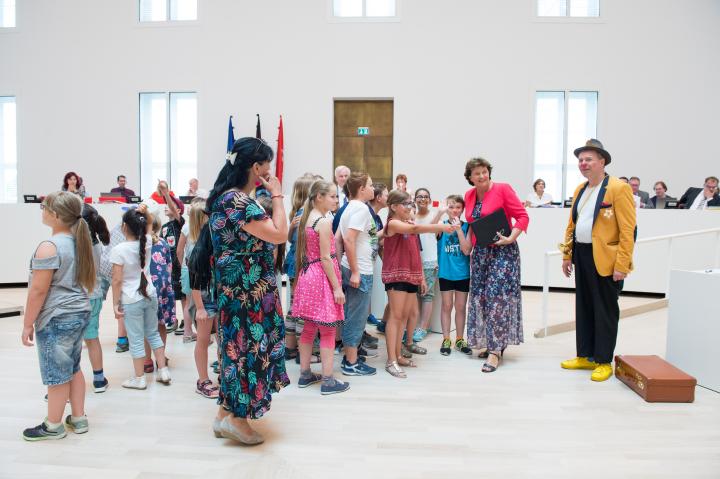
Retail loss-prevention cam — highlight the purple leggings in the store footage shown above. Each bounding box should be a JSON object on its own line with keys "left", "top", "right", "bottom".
{"left": 300, "top": 322, "right": 336, "bottom": 349}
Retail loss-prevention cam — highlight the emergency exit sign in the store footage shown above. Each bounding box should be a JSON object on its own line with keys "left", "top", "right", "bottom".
{"left": 357, "top": 127, "right": 369, "bottom": 136}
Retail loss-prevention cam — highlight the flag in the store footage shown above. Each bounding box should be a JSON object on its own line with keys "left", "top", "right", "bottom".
{"left": 276, "top": 116, "right": 284, "bottom": 183}
{"left": 227, "top": 116, "right": 235, "bottom": 153}
{"left": 255, "top": 114, "right": 262, "bottom": 139}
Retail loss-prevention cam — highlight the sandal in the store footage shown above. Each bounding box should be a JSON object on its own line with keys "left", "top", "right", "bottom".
{"left": 285, "top": 348, "right": 298, "bottom": 360}
{"left": 144, "top": 362, "right": 154, "bottom": 373}
{"left": 479, "top": 348, "right": 504, "bottom": 359}
{"left": 385, "top": 361, "right": 407, "bottom": 378}
{"left": 397, "top": 357, "right": 417, "bottom": 368}
{"left": 295, "top": 353, "right": 321, "bottom": 365}
{"left": 482, "top": 352, "right": 501, "bottom": 373}
{"left": 406, "top": 343, "right": 427, "bottom": 355}
{"left": 400, "top": 344, "right": 413, "bottom": 359}
{"left": 196, "top": 379, "right": 219, "bottom": 399}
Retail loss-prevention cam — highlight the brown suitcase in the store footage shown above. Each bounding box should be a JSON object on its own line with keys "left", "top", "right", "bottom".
{"left": 615, "top": 355, "right": 696, "bottom": 403}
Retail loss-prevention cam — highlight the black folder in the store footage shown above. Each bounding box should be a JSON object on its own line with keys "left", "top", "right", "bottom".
{"left": 469, "top": 208, "right": 511, "bottom": 248}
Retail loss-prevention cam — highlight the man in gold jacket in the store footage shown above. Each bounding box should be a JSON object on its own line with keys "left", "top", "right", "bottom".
{"left": 560, "top": 139, "right": 636, "bottom": 382}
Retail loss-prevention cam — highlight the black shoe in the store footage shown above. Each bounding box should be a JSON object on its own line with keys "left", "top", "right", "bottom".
{"left": 362, "top": 331, "right": 378, "bottom": 345}
{"left": 23, "top": 422, "right": 67, "bottom": 441}
{"left": 174, "top": 320, "right": 185, "bottom": 335}
{"left": 358, "top": 345, "right": 378, "bottom": 359}
{"left": 376, "top": 322, "right": 386, "bottom": 334}
{"left": 93, "top": 377, "right": 109, "bottom": 393}
{"left": 285, "top": 348, "right": 298, "bottom": 360}
{"left": 440, "top": 339, "right": 452, "bottom": 356}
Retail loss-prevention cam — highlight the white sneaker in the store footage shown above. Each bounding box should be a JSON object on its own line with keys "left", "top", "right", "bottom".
{"left": 157, "top": 367, "right": 172, "bottom": 385}
{"left": 122, "top": 376, "right": 147, "bottom": 390}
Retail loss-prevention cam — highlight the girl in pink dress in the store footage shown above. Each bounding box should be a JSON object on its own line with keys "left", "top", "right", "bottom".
{"left": 289, "top": 180, "right": 349, "bottom": 395}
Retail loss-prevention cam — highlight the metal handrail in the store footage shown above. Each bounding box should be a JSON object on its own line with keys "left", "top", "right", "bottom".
{"left": 540, "top": 227, "right": 720, "bottom": 338}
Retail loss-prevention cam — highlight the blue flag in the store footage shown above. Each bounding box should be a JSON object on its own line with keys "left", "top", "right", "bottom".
{"left": 227, "top": 116, "right": 235, "bottom": 153}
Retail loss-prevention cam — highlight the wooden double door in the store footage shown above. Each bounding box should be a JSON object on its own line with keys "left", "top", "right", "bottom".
{"left": 333, "top": 100, "right": 393, "bottom": 187}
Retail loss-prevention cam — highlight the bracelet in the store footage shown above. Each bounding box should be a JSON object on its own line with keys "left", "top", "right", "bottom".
{"left": 271, "top": 194, "right": 284, "bottom": 199}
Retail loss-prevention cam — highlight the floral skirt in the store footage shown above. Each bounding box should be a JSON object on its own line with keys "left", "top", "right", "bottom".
{"left": 467, "top": 242, "right": 524, "bottom": 351}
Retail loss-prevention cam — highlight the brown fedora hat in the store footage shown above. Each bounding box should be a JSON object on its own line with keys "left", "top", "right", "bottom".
{"left": 574, "top": 139, "right": 612, "bottom": 165}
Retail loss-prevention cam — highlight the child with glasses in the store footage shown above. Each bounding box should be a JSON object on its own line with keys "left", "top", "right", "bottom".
{"left": 411, "top": 188, "right": 445, "bottom": 345}
{"left": 436, "top": 195, "right": 473, "bottom": 356}
{"left": 381, "top": 190, "right": 457, "bottom": 378}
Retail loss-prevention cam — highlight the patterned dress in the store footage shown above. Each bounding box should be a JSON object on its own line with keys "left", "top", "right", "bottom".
{"left": 150, "top": 238, "right": 176, "bottom": 327}
{"left": 209, "top": 191, "right": 289, "bottom": 419}
{"left": 467, "top": 201, "right": 524, "bottom": 351}
{"left": 289, "top": 219, "right": 344, "bottom": 327}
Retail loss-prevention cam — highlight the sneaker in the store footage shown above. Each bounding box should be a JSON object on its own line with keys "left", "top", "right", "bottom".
{"left": 64, "top": 415, "right": 89, "bottom": 434}
{"left": 367, "top": 314, "right": 381, "bottom": 326}
{"left": 362, "top": 331, "right": 379, "bottom": 348}
{"left": 157, "top": 367, "right": 172, "bottom": 385}
{"left": 174, "top": 320, "right": 185, "bottom": 335}
{"left": 341, "top": 357, "right": 377, "bottom": 376}
{"left": 93, "top": 377, "right": 109, "bottom": 393}
{"left": 183, "top": 334, "right": 197, "bottom": 344}
{"left": 297, "top": 372, "right": 322, "bottom": 388}
{"left": 165, "top": 320, "right": 177, "bottom": 333}
{"left": 455, "top": 339, "right": 472, "bottom": 355}
{"left": 440, "top": 339, "right": 452, "bottom": 356}
{"left": 358, "top": 346, "right": 379, "bottom": 359}
{"left": 321, "top": 378, "right": 350, "bottom": 395}
{"left": 211, "top": 360, "right": 220, "bottom": 374}
{"left": 115, "top": 341, "right": 129, "bottom": 353}
{"left": 196, "top": 379, "right": 219, "bottom": 398}
{"left": 122, "top": 376, "right": 147, "bottom": 390}
{"left": 412, "top": 328, "right": 428, "bottom": 343}
{"left": 334, "top": 341, "right": 343, "bottom": 356}
{"left": 376, "top": 322, "right": 386, "bottom": 334}
{"left": 22, "top": 421, "right": 66, "bottom": 441}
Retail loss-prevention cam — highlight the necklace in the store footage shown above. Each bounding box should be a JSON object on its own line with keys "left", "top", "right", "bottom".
{"left": 577, "top": 185, "right": 599, "bottom": 214}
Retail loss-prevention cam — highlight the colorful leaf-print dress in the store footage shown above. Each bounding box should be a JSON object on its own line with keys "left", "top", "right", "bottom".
{"left": 209, "top": 190, "right": 290, "bottom": 419}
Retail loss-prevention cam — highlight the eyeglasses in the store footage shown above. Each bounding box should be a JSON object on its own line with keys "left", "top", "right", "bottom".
{"left": 40, "top": 203, "right": 46, "bottom": 210}
{"left": 415, "top": 195, "right": 430, "bottom": 200}
{"left": 400, "top": 202, "right": 416, "bottom": 209}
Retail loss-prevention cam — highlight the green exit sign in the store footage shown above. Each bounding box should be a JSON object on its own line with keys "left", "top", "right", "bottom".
{"left": 357, "top": 127, "right": 369, "bottom": 136}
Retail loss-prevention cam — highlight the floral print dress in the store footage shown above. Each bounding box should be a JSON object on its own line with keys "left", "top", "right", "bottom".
{"left": 150, "top": 237, "right": 176, "bottom": 327}
{"left": 209, "top": 191, "right": 289, "bottom": 419}
{"left": 466, "top": 201, "right": 524, "bottom": 351}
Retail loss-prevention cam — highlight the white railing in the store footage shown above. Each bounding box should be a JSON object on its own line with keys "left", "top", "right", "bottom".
{"left": 540, "top": 227, "right": 720, "bottom": 338}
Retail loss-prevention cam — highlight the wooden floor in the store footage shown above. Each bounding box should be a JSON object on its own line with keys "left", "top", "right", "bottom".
{"left": 0, "top": 287, "right": 718, "bottom": 479}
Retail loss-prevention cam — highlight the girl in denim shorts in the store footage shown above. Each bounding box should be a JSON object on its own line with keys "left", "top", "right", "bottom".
{"left": 22, "top": 192, "right": 96, "bottom": 441}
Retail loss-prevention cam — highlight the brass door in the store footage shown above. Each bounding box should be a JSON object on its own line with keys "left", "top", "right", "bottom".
{"left": 334, "top": 100, "right": 393, "bottom": 187}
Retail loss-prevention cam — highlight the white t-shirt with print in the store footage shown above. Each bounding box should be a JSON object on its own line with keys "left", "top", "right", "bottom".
{"left": 109, "top": 236, "right": 156, "bottom": 304}
{"left": 339, "top": 200, "right": 378, "bottom": 275}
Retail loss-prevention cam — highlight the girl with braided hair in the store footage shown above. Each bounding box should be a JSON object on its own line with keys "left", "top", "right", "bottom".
{"left": 110, "top": 206, "right": 171, "bottom": 390}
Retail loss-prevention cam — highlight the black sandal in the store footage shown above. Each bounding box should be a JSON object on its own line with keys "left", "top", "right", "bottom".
{"left": 482, "top": 352, "right": 501, "bottom": 373}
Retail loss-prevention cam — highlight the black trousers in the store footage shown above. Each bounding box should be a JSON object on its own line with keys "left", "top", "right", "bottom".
{"left": 574, "top": 243, "right": 621, "bottom": 364}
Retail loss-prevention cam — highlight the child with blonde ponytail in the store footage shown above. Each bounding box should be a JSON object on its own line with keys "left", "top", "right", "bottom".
{"left": 22, "top": 191, "right": 96, "bottom": 441}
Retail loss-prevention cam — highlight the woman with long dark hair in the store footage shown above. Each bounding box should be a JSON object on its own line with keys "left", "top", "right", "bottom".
{"left": 205, "top": 137, "right": 289, "bottom": 445}
{"left": 61, "top": 172, "right": 86, "bottom": 199}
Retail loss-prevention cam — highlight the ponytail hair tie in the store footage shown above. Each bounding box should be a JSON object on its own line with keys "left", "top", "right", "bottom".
{"left": 76, "top": 215, "right": 82, "bottom": 220}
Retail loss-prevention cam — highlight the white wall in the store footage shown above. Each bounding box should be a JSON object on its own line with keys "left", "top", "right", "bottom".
{"left": 0, "top": 0, "right": 718, "bottom": 202}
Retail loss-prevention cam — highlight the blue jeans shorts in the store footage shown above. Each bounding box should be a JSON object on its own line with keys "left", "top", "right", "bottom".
{"left": 83, "top": 298, "right": 104, "bottom": 340}
{"left": 341, "top": 266, "right": 373, "bottom": 348}
{"left": 123, "top": 297, "right": 164, "bottom": 359}
{"left": 36, "top": 312, "right": 90, "bottom": 386}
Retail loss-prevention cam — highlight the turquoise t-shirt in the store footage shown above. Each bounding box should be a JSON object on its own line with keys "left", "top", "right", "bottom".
{"left": 437, "top": 221, "right": 470, "bottom": 281}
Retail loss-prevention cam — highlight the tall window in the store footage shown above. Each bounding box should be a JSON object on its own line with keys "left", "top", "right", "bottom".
{"left": 333, "top": 0, "right": 396, "bottom": 18}
{"left": 533, "top": 91, "right": 598, "bottom": 201}
{"left": 139, "top": 92, "right": 197, "bottom": 199}
{"left": 537, "top": 0, "right": 600, "bottom": 17}
{"left": 0, "top": 0, "right": 16, "bottom": 27}
{"left": 139, "top": 0, "right": 197, "bottom": 22}
{"left": 0, "top": 97, "right": 17, "bottom": 203}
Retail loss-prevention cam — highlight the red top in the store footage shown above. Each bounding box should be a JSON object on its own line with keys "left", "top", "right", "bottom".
{"left": 381, "top": 219, "right": 424, "bottom": 285}
{"left": 150, "top": 191, "right": 185, "bottom": 215}
{"left": 464, "top": 182, "right": 529, "bottom": 246}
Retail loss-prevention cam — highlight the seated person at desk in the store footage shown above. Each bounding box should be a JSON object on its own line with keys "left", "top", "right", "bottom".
{"left": 678, "top": 176, "right": 720, "bottom": 209}
{"left": 186, "top": 178, "right": 208, "bottom": 198}
{"left": 629, "top": 176, "right": 650, "bottom": 208}
{"left": 61, "top": 171, "right": 86, "bottom": 199}
{"left": 524, "top": 178, "right": 553, "bottom": 207}
{"left": 146, "top": 180, "right": 185, "bottom": 215}
{"left": 110, "top": 175, "right": 136, "bottom": 200}
{"left": 647, "top": 181, "right": 676, "bottom": 209}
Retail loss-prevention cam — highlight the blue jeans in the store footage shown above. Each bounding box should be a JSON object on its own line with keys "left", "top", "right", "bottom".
{"left": 123, "top": 297, "right": 164, "bottom": 359}
{"left": 36, "top": 312, "right": 90, "bottom": 385}
{"left": 341, "top": 266, "right": 373, "bottom": 348}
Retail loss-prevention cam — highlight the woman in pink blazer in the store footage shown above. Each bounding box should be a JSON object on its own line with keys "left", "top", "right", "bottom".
{"left": 463, "top": 158, "right": 529, "bottom": 373}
